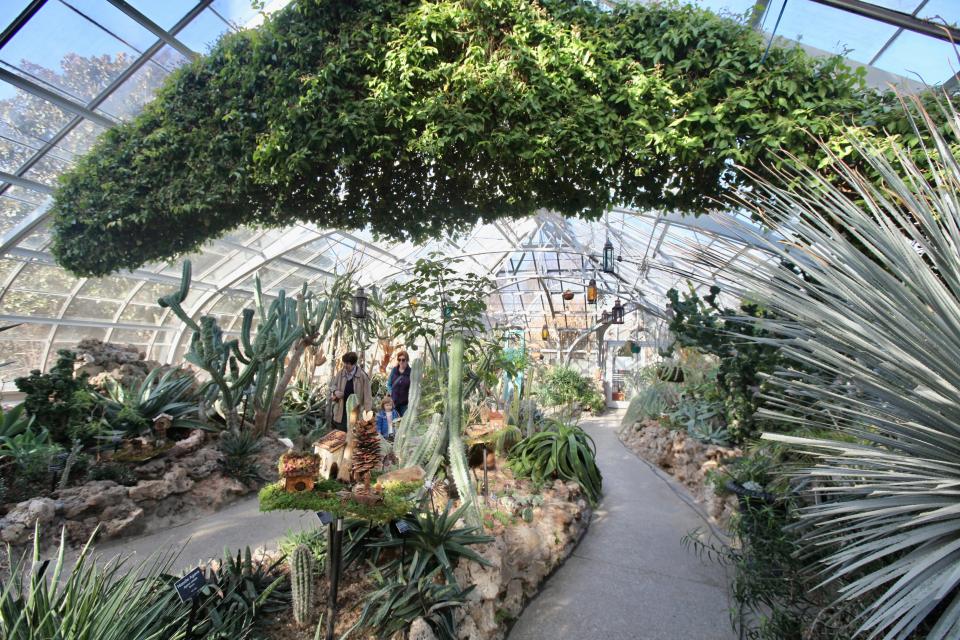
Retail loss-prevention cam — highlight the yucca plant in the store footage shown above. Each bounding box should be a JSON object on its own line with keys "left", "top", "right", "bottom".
{"left": 622, "top": 381, "right": 679, "bottom": 428}
{"left": 507, "top": 418, "right": 602, "bottom": 504}
{"left": 709, "top": 95, "right": 960, "bottom": 639}
{"left": 1, "top": 528, "right": 188, "bottom": 640}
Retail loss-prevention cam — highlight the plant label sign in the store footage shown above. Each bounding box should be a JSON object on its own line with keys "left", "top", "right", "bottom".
{"left": 174, "top": 567, "right": 206, "bottom": 603}
{"left": 317, "top": 511, "right": 334, "bottom": 525}
{"left": 395, "top": 519, "right": 413, "bottom": 535}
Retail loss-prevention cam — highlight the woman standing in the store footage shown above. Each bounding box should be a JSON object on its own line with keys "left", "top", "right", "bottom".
{"left": 331, "top": 352, "right": 372, "bottom": 431}
{"left": 387, "top": 351, "right": 411, "bottom": 416}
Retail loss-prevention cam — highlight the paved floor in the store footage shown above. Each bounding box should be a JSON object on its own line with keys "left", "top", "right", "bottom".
{"left": 68, "top": 495, "right": 316, "bottom": 573}
{"left": 508, "top": 412, "right": 736, "bottom": 640}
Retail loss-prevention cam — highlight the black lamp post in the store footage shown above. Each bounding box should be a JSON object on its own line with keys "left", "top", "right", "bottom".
{"left": 587, "top": 278, "right": 598, "bottom": 305}
{"left": 352, "top": 286, "right": 368, "bottom": 319}
{"left": 612, "top": 298, "right": 625, "bottom": 325}
{"left": 602, "top": 238, "right": 616, "bottom": 274}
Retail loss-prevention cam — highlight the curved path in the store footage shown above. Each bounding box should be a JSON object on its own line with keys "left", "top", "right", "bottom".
{"left": 509, "top": 412, "right": 735, "bottom": 640}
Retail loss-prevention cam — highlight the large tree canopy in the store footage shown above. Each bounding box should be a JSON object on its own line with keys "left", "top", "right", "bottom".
{"left": 51, "top": 0, "right": 928, "bottom": 276}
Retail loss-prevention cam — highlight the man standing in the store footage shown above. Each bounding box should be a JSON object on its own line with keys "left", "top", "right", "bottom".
{"left": 331, "top": 352, "right": 372, "bottom": 431}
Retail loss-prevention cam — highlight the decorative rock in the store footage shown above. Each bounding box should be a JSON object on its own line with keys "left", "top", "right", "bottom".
{"left": 168, "top": 430, "right": 206, "bottom": 458}
{"left": 163, "top": 466, "right": 194, "bottom": 494}
{"left": 101, "top": 506, "right": 145, "bottom": 538}
{"left": 180, "top": 448, "right": 222, "bottom": 480}
{"left": 408, "top": 618, "right": 438, "bottom": 640}
{"left": 128, "top": 479, "right": 169, "bottom": 503}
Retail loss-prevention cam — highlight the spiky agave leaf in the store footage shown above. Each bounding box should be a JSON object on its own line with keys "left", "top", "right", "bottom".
{"left": 701, "top": 94, "right": 960, "bottom": 639}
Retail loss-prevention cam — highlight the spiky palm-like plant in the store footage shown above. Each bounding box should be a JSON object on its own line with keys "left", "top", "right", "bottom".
{"left": 709, "top": 96, "right": 960, "bottom": 639}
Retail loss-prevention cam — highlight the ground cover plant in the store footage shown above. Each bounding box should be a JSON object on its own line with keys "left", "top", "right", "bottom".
{"left": 49, "top": 0, "right": 949, "bottom": 277}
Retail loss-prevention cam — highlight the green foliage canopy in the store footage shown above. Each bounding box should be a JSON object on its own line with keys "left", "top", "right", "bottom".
{"left": 50, "top": 0, "right": 931, "bottom": 277}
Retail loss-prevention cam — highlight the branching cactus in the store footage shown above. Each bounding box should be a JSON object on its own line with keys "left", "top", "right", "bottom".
{"left": 160, "top": 260, "right": 338, "bottom": 433}
{"left": 290, "top": 544, "right": 315, "bottom": 626}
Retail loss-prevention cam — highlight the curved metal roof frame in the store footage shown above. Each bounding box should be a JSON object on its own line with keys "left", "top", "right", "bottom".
{"left": 0, "top": 0, "right": 952, "bottom": 384}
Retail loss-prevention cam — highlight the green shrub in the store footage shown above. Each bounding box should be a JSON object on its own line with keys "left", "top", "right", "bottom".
{"left": 538, "top": 366, "right": 604, "bottom": 413}
{"left": 508, "top": 419, "right": 602, "bottom": 504}
{"left": 88, "top": 462, "right": 138, "bottom": 486}
{"left": 14, "top": 350, "right": 94, "bottom": 445}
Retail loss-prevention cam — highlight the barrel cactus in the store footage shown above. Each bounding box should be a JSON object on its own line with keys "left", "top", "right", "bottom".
{"left": 290, "top": 544, "right": 315, "bottom": 626}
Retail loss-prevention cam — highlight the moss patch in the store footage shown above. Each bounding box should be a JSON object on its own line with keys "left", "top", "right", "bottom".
{"left": 258, "top": 480, "right": 422, "bottom": 524}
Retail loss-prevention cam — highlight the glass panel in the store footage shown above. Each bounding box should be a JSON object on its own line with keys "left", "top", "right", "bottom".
{"left": 0, "top": 1, "right": 145, "bottom": 104}
{"left": 78, "top": 275, "right": 138, "bottom": 300}
{"left": 0, "top": 290, "right": 67, "bottom": 316}
{"left": 0, "top": 339, "right": 46, "bottom": 380}
{"left": 872, "top": 28, "right": 959, "bottom": 84}
{"left": 21, "top": 151, "right": 72, "bottom": 186}
{"left": 14, "top": 262, "right": 77, "bottom": 294}
{"left": 110, "top": 328, "right": 155, "bottom": 344}
{"left": 0, "top": 322, "right": 50, "bottom": 340}
{"left": 63, "top": 296, "right": 121, "bottom": 319}
{"left": 131, "top": 281, "right": 177, "bottom": 304}
{"left": 0, "top": 196, "right": 36, "bottom": 235}
{"left": 52, "top": 325, "right": 106, "bottom": 344}
{"left": 118, "top": 302, "right": 164, "bottom": 324}
{"left": 125, "top": 0, "right": 197, "bottom": 30}
{"left": 174, "top": 7, "right": 232, "bottom": 54}
{"left": 97, "top": 51, "right": 183, "bottom": 120}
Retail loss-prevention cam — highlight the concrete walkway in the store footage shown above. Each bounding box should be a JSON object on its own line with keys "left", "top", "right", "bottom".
{"left": 509, "top": 412, "right": 735, "bottom": 640}
{"left": 70, "top": 495, "right": 315, "bottom": 572}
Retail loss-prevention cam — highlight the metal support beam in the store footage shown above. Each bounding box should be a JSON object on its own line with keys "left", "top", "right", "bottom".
{"left": 808, "top": 0, "right": 960, "bottom": 45}
{"left": 0, "top": 171, "right": 53, "bottom": 195}
{"left": 0, "top": 0, "right": 48, "bottom": 50}
{"left": 105, "top": 0, "right": 199, "bottom": 60}
{"left": 0, "top": 68, "right": 115, "bottom": 129}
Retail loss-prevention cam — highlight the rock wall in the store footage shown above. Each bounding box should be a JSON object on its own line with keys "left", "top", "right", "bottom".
{"left": 0, "top": 431, "right": 285, "bottom": 548}
{"left": 619, "top": 419, "right": 741, "bottom": 529}
{"left": 452, "top": 479, "right": 591, "bottom": 640}
{"left": 73, "top": 338, "right": 165, "bottom": 390}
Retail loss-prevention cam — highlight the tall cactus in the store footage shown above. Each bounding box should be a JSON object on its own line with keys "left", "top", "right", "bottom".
{"left": 447, "top": 334, "right": 480, "bottom": 526}
{"left": 394, "top": 356, "right": 423, "bottom": 463}
{"left": 290, "top": 544, "right": 315, "bottom": 626}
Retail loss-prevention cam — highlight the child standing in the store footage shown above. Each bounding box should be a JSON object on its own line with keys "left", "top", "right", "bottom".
{"left": 376, "top": 396, "right": 400, "bottom": 440}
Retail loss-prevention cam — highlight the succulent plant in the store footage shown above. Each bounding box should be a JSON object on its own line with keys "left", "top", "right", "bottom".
{"left": 290, "top": 544, "right": 314, "bottom": 627}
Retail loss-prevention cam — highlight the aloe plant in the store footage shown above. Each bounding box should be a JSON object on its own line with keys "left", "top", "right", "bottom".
{"left": 715, "top": 96, "right": 960, "bottom": 638}
{"left": 0, "top": 403, "right": 32, "bottom": 439}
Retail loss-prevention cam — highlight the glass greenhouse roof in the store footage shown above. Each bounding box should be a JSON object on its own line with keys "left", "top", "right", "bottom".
{"left": 0, "top": 0, "right": 951, "bottom": 385}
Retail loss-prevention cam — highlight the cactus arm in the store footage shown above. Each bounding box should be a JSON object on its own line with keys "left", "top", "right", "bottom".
{"left": 395, "top": 357, "right": 423, "bottom": 463}
{"left": 447, "top": 334, "right": 480, "bottom": 526}
{"left": 290, "top": 544, "right": 315, "bottom": 627}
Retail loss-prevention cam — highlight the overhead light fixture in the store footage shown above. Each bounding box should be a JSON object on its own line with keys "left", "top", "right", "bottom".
{"left": 541, "top": 324, "right": 550, "bottom": 341}
{"left": 587, "top": 278, "right": 597, "bottom": 304}
{"left": 352, "top": 286, "right": 368, "bottom": 319}
{"left": 409, "top": 296, "right": 418, "bottom": 308}
{"left": 600, "top": 310, "right": 611, "bottom": 324}
{"left": 562, "top": 289, "right": 574, "bottom": 301}
{"left": 602, "top": 238, "right": 616, "bottom": 274}
{"left": 612, "top": 298, "right": 625, "bottom": 325}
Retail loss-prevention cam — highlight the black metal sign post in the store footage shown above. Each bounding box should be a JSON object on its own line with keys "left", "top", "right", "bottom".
{"left": 323, "top": 515, "right": 344, "bottom": 640}
{"left": 174, "top": 567, "right": 206, "bottom": 640}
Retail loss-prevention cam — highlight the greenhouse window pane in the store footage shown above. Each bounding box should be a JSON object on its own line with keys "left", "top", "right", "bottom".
{"left": 77, "top": 275, "right": 137, "bottom": 300}
{"left": 0, "top": 132, "right": 36, "bottom": 173}
{"left": 123, "top": 0, "right": 197, "bottom": 30}
{"left": 872, "top": 28, "right": 959, "bottom": 84}
{"left": 21, "top": 151, "right": 73, "bottom": 187}
{"left": 0, "top": 196, "right": 36, "bottom": 235}
{"left": 18, "top": 224, "right": 53, "bottom": 250}
{"left": 0, "top": 322, "right": 50, "bottom": 340}
{"left": 97, "top": 49, "right": 184, "bottom": 120}
{"left": 110, "top": 328, "right": 156, "bottom": 345}
{"left": 118, "top": 302, "right": 164, "bottom": 324}
{"left": 0, "top": 290, "right": 67, "bottom": 316}
{"left": 53, "top": 325, "right": 106, "bottom": 344}
{"left": 131, "top": 282, "right": 177, "bottom": 305}
{"left": 0, "top": 338, "right": 45, "bottom": 379}
{"left": 63, "top": 296, "right": 122, "bottom": 319}
{"left": 14, "top": 262, "right": 77, "bottom": 294}
{"left": 0, "top": 0, "right": 145, "bottom": 104}
{"left": 173, "top": 7, "right": 234, "bottom": 54}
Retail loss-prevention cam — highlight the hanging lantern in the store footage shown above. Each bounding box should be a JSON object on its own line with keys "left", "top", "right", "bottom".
{"left": 587, "top": 278, "right": 598, "bottom": 304}
{"left": 600, "top": 310, "right": 611, "bottom": 324}
{"left": 352, "top": 286, "right": 368, "bottom": 319}
{"left": 630, "top": 341, "right": 641, "bottom": 354}
{"left": 612, "top": 298, "right": 625, "bottom": 325}
{"left": 541, "top": 325, "right": 550, "bottom": 341}
{"left": 562, "top": 290, "right": 574, "bottom": 301}
{"left": 409, "top": 295, "right": 418, "bottom": 308}
{"left": 602, "top": 238, "right": 616, "bottom": 274}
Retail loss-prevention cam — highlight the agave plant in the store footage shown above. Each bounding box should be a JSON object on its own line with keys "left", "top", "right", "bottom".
{"left": 0, "top": 403, "right": 32, "bottom": 439}
{"left": 507, "top": 418, "right": 602, "bottom": 504}
{"left": 708, "top": 96, "right": 960, "bottom": 639}
{"left": 100, "top": 367, "right": 205, "bottom": 436}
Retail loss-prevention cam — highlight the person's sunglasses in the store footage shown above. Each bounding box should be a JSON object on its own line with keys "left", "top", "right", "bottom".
{"left": 398, "top": 357, "right": 408, "bottom": 361}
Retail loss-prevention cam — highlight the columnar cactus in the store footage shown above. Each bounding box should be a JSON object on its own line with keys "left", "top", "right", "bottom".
{"left": 447, "top": 334, "right": 480, "bottom": 526}
{"left": 394, "top": 356, "right": 423, "bottom": 463}
{"left": 290, "top": 544, "right": 315, "bottom": 626}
